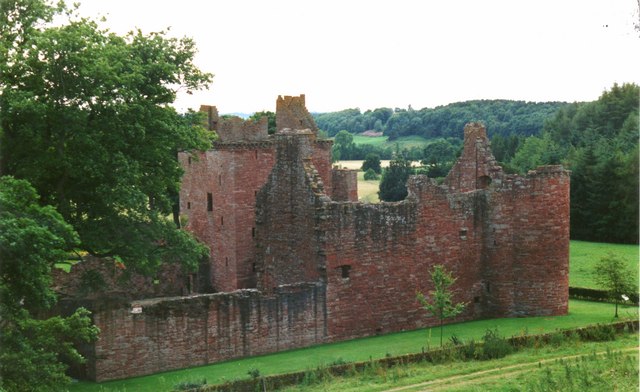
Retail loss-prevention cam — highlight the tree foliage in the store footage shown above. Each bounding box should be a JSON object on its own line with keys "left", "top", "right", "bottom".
{"left": 0, "top": 0, "right": 213, "bottom": 272}
{"left": 378, "top": 157, "right": 414, "bottom": 202}
{"left": 0, "top": 176, "right": 99, "bottom": 391}
{"left": 248, "top": 111, "right": 276, "bottom": 134}
{"left": 416, "top": 264, "right": 466, "bottom": 347}
{"left": 420, "top": 138, "right": 460, "bottom": 178}
{"left": 314, "top": 100, "right": 565, "bottom": 139}
{"left": 361, "top": 153, "right": 382, "bottom": 174}
{"left": 540, "top": 83, "right": 639, "bottom": 244}
{"left": 593, "top": 253, "right": 638, "bottom": 318}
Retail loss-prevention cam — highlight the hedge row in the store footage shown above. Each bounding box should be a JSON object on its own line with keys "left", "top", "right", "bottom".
{"left": 569, "top": 287, "right": 639, "bottom": 305}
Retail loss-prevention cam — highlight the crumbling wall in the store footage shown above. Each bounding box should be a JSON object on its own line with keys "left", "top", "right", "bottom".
{"left": 88, "top": 283, "right": 326, "bottom": 381}
{"left": 217, "top": 116, "right": 269, "bottom": 142}
{"left": 255, "top": 130, "right": 327, "bottom": 291}
{"left": 320, "top": 178, "right": 486, "bottom": 340}
{"left": 52, "top": 256, "right": 186, "bottom": 300}
{"left": 331, "top": 168, "right": 358, "bottom": 202}
{"left": 276, "top": 95, "right": 319, "bottom": 133}
{"left": 254, "top": 121, "right": 569, "bottom": 341}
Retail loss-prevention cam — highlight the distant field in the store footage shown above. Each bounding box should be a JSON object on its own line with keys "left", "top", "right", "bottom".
{"left": 350, "top": 134, "right": 430, "bottom": 150}
{"left": 351, "top": 134, "right": 389, "bottom": 146}
{"left": 356, "top": 171, "right": 380, "bottom": 203}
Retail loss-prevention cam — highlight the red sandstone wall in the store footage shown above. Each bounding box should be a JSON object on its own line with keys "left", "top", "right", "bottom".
{"left": 312, "top": 140, "right": 334, "bottom": 197}
{"left": 510, "top": 166, "right": 570, "bottom": 315}
{"left": 255, "top": 132, "right": 325, "bottom": 291}
{"left": 179, "top": 143, "right": 276, "bottom": 291}
{"left": 276, "top": 95, "right": 318, "bottom": 133}
{"left": 331, "top": 169, "right": 358, "bottom": 202}
{"left": 89, "top": 284, "right": 326, "bottom": 381}
{"left": 320, "top": 178, "right": 485, "bottom": 341}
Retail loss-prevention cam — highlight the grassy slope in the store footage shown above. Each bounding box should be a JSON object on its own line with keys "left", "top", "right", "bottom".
{"left": 68, "top": 300, "right": 637, "bottom": 392}
{"left": 281, "top": 334, "right": 639, "bottom": 392}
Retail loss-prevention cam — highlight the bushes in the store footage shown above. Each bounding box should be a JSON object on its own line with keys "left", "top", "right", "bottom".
{"left": 363, "top": 168, "right": 379, "bottom": 180}
{"left": 173, "top": 379, "right": 207, "bottom": 391}
{"left": 578, "top": 324, "right": 616, "bottom": 342}
{"left": 471, "top": 329, "right": 513, "bottom": 360}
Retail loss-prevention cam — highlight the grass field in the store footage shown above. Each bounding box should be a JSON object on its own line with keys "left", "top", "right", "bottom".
{"left": 281, "top": 333, "right": 639, "bottom": 392}
{"left": 68, "top": 300, "right": 637, "bottom": 392}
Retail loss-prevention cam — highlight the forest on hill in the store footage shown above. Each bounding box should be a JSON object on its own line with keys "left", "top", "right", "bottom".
{"left": 512, "top": 83, "right": 638, "bottom": 244}
{"left": 313, "top": 100, "right": 568, "bottom": 139}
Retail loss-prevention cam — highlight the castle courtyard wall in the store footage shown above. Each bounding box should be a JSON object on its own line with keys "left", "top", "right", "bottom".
{"left": 86, "top": 284, "right": 326, "bottom": 382}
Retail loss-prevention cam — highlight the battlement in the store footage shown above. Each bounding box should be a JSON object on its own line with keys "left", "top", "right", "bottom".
{"left": 216, "top": 115, "right": 269, "bottom": 142}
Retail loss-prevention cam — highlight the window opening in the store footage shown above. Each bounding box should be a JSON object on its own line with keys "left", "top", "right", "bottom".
{"left": 339, "top": 265, "right": 351, "bottom": 279}
{"left": 207, "top": 193, "right": 213, "bottom": 211}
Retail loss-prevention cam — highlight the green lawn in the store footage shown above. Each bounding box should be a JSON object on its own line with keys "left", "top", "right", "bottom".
{"left": 68, "top": 300, "right": 637, "bottom": 392}
{"left": 569, "top": 240, "right": 638, "bottom": 289}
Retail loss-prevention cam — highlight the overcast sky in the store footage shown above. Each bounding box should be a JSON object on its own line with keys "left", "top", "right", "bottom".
{"left": 74, "top": 0, "right": 640, "bottom": 114}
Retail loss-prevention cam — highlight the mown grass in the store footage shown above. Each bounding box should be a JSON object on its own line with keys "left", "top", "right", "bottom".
{"left": 280, "top": 332, "right": 639, "bottom": 392}
{"left": 350, "top": 135, "right": 430, "bottom": 150}
{"left": 68, "top": 300, "right": 637, "bottom": 392}
{"left": 569, "top": 240, "right": 638, "bottom": 289}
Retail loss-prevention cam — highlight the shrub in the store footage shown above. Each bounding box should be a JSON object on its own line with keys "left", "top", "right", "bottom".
{"left": 173, "top": 379, "right": 207, "bottom": 391}
{"left": 479, "top": 328, "right": 513, "bottom": 360}
{"left": 363, "top": 168, "right": 379, "bottom": 180}
{"left": 579, "top": 324, "right": 616, "bottom": 342}
{"left": 247, "top": 368, "right": 261, "bottom": 379}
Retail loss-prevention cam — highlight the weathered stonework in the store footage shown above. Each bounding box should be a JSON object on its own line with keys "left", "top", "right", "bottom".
{"left": 68, "top": 96, "right": 569, "bottom": 382}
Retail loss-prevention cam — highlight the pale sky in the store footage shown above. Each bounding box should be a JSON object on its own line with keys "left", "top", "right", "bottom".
{"left": 74, "top": 0, "right": 640, "bottom": 114}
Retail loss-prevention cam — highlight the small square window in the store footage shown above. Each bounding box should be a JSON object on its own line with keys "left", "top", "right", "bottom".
{"left": 339, "top": 265, "right": 351, "bottom": 279}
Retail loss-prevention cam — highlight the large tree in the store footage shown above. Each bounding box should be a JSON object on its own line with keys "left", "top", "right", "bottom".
{"left": 0, "top": 176, "right": 99, "bottom": 391}
{"left": 0, "top": 0, "right": 213, "bottom": 272}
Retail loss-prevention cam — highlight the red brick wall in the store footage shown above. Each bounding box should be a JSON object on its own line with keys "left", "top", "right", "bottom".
{"left": 88, "top": 284, "right": 326, "bottom": 381}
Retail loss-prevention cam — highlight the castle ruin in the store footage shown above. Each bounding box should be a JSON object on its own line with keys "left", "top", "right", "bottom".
{"left": 68, "top": 95, "right": 570, "bottom": 381}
